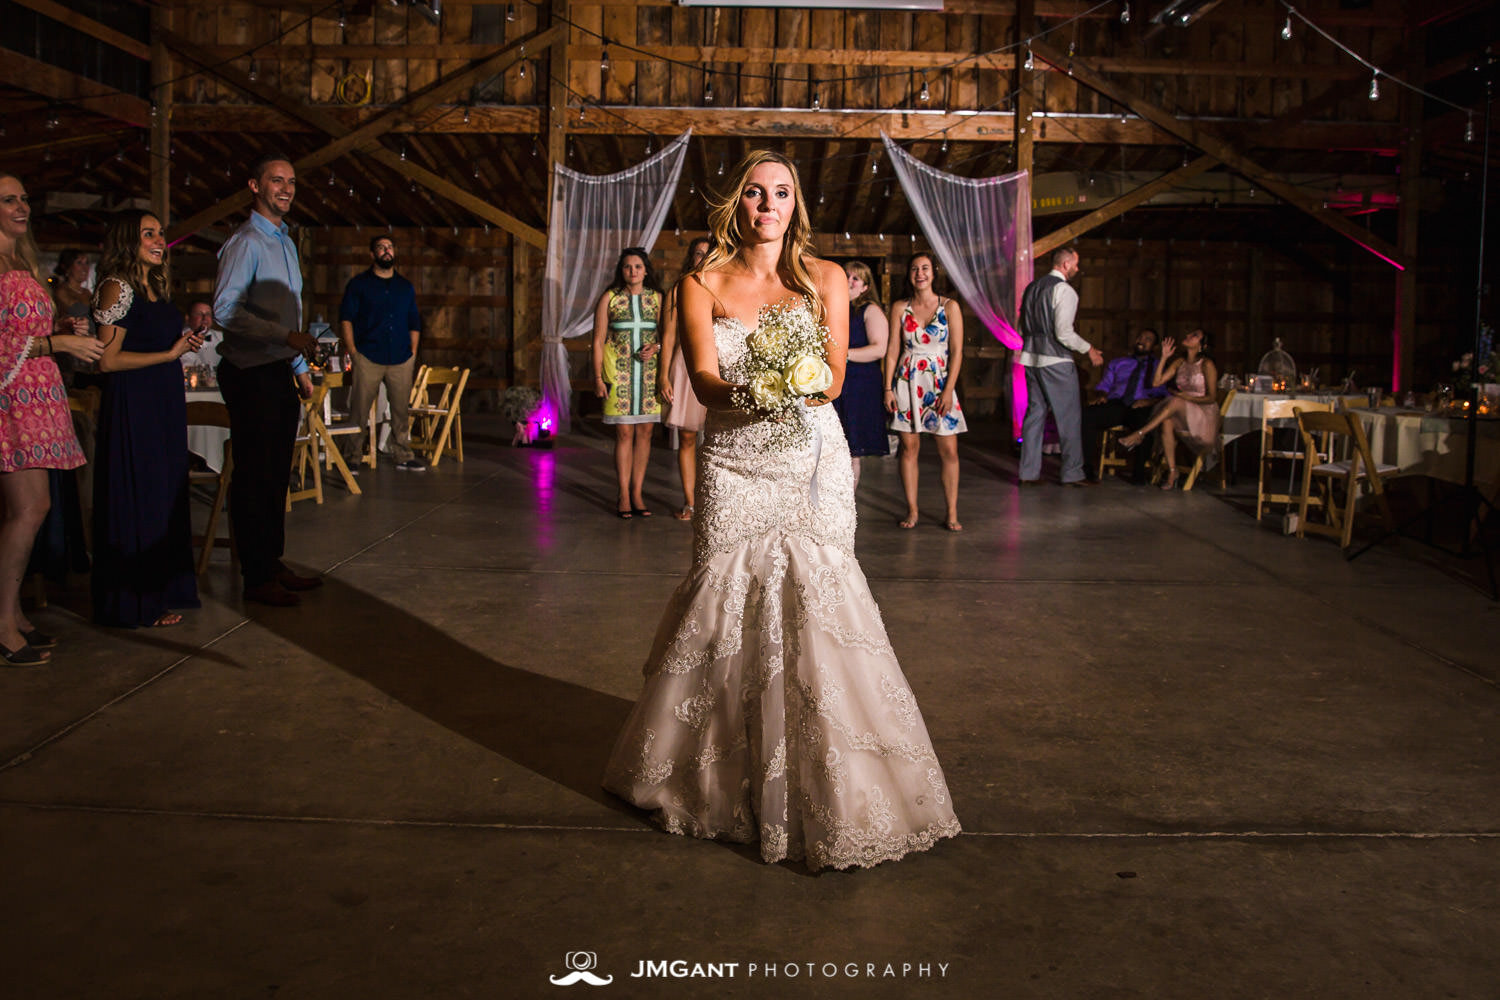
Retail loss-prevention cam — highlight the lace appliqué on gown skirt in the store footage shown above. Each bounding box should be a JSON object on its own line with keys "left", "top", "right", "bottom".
{"left": 602, "top": 307, "right": 961, "bottom": 871}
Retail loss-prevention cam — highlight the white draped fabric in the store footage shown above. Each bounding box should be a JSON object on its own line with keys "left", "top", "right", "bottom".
{"left": 881, "top": 134, "right": 1033, "bottom": 435}
{"left": 541, "top": 131, "right": 691, "bottom": 431}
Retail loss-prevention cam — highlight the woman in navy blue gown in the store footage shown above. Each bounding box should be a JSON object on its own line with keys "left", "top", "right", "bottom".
{"left": 834, "top": 261, "right": 890, "bottom": 489}
{"left": 90, "top": 210, "right": 203, "bottom": 627}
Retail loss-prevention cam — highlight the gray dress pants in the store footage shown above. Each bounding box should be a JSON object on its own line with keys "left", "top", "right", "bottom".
{"left": 1020, "top": 362, "right": 1086, "bottom": 484}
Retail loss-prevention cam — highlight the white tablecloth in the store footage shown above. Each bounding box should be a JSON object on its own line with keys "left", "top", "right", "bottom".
{"left": 1352, "top": 408, "right": 1500, "bottom": 488}
{"left": 185, "top": 389, "right": 229, "bottom": 473}
{"left": 1222, "top": 392, "right": 1368, "bottom": 444}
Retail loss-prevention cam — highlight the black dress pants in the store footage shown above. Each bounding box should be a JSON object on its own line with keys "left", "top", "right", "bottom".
{"left": 1081, "top": 399, "right": 1155, "bottom": 481}
{"left": 217, "top": 357, "right": 300, "bottom": 588}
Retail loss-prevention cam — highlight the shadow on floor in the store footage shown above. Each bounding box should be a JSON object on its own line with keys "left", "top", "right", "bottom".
{"left": 249, "top": 576, "right": 639, "bottom": 816}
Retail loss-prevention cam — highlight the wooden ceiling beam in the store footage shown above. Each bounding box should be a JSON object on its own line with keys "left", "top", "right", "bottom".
{"left": 162, "top": 25, "right": 555, "bottom": 246}
{"left": 9, "top": 0, "right": 150, "bottom": 61}
{"left": 1028, "top": 39, "right": 1408, "bottom": 270}
{"left": 167, "top": 103, "right": 1400, "bottom": 152}
{"left": 0, "top": 48, "right": 150, "bottom": 126}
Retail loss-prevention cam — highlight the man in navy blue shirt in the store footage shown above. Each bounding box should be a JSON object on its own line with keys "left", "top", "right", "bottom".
{"left": 1082, "top": 327, "right": 1168, "bottom": 483}
{"left": 338, "top": 234, "right": 424, "bottom": 471}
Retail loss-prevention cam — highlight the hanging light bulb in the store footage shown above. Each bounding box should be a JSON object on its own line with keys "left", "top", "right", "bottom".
{"left": 506, "top": 4, "right": 516, "bottom": 22}
{"left": 717, "top": 159, "right": 725, "bottom": 176}
{"left": 878, "top": 232, "right": 885, "bottom": 241}
{"left": 462, "top": 106, "right": 471, "bottom": 125}
{"left": 473, "top": 164, "right": 481, "bottom": 179}
{"left": 871, "top": 156, "right": 878, "bottom": 175}
{"left": 1466, "top": 114, "right": 1476, "bottom": 143}
{"left": 518, "top": 61, "right": 526, "bottom": 79}
{"left": 1368, "top": 72, "right": 1380, "bottom": 101}
{"left": 704, "top": 76, "right": 715, "bottom": 104}
{"left": 248, "top": 60, "right": 259, "bottom": 83}
{"left": 579, "top": 105, "right": 586, "bottom": 121}
{"left": 843, "top": 231, "right": 851, "bottom": 240}
{"left": 328, "top": 171, "right": 336, "bottom": 187}
{"left": 818, "top": 192, "right": 825, "bottom": 205}
{"left": 400, "top": 143, "right": 407, "bottom": 161}
{"left": 811, "top": 90, "right": 821, "bottom": 111}
{"left": 600, "top": 47, "right": 611, "bottom": 74}
{"left": 1120, "top": 1, "right": 1131, "bottom": 24}
{"left": 337, "top": 4, "right": 346, "bottom": 29}
{"left": 644, "top": 136, "right": 653, "bottom": 154}
{"left": 941, "top": 136, "right": 949, "bottom": 153}
{"left": 1280, "top": 16, "right": 1292, "bottom": 41}
{"left": 1023, "top": 47, "right": 1034, "bottom": 72}
{"left": 44, "top": 108, "right": 60, "bottom": 130}
{"left": 688, "top": 182, "right": 696, "bottom": 195}
{"left": 919, "top": 78, "right": 930, "bottom": 103}
{"left": 531, "top": 138, "right": 540, "bottom": 157}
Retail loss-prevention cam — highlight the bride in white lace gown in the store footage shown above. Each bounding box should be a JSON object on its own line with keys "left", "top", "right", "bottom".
{"left": 603, "top": 151, "right": 960, "bottom": 871}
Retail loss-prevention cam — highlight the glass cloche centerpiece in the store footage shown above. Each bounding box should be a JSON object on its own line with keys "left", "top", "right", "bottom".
{"left": 1257, "top": 338, "right": 1297, "bottom": 392}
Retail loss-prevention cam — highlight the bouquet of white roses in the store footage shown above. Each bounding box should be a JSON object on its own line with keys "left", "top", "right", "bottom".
{"left": 730, "top": 298, "right": 834, "bottom": 448}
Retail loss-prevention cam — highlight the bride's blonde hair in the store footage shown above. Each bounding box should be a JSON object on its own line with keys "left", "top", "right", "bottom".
{"left": 699, "top": 150, "right": 825, "bottom": 325}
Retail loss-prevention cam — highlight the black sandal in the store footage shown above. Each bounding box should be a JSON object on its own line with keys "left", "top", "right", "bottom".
{"left": 633, "top": 507, "right": 653, "bottom": 518}
{"left": 22, "top": 628, "right": 56, "bottom": 649}
{"left": 0, "top": 642, "right": 49, "bottom": 666}
{"left": 616, "top": 509, "right": 634, "bottom": 519}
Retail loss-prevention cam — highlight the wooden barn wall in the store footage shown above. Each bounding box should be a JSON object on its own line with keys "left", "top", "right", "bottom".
{"left": 302, "top": 227, "right": 517, "bottom": 398}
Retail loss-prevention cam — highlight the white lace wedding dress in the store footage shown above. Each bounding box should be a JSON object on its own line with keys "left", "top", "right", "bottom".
{"left": 603, "top": 303, "right": 962, "bottom": 871}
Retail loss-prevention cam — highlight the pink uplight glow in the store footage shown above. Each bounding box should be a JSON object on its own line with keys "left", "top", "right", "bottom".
{"left": 983, "top": 318, "right": 1027, "bottom": 439}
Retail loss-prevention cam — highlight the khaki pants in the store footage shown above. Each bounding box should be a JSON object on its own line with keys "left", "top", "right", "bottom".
{"left": 346, "top": 352, "right": 415, "bottom": 463}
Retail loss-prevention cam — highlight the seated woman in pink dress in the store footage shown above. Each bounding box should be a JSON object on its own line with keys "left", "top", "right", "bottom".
{"left": 1120, "top": 328, "right": 1220, "bottom": 490}
{"left": 0, "top": 172, "right": 106, "bottom": 664}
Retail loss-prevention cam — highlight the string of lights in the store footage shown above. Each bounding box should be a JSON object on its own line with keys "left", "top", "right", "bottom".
{"left": 1278, "top": 1, "right": 1477, "bottom": 141}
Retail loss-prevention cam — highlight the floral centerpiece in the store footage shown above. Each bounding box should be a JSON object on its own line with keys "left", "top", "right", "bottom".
{"left": 501, "top": 385, "right": 544, "bottom": 445}
{"left": 728, "top": 298, "right": 834, "bottom": 449}
{"left": 1452, "top": 324, "right": 1497, "bottom": 392}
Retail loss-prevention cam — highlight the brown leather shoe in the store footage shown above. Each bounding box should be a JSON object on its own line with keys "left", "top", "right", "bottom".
{"left": 244, "top": 581, "right": 301, "bottom": 607}
{"left": 276, "top": 569, "right": 323, "bottom": 592}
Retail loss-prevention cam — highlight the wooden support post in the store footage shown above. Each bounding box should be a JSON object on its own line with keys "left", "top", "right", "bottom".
{"left": 1394, "top": 30, "right": 1425, "bottom": 393}
{"left": 149, "top": 6, "right": 171, "bottom": 227}
{"left": 546, "top": 0, "right": 569, "bottom": 187}
{"left": 512, "top": 238, "right": 531, "bottom": 385}
{"left": 1014, "top": 0, "right": 1034, "bottom": 179}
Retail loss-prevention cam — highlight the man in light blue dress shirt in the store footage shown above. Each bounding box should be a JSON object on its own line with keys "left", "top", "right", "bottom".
{"left": 212, "top": 154, "right": 322, "bottom": 607}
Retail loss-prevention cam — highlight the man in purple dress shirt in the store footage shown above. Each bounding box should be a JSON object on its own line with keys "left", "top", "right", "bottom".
{"left": 1082, "top": 328, "right": 1168, "bottom": 483}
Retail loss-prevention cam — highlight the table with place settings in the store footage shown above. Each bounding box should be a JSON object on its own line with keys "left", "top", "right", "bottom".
{"left": 185, "top": 389, "right": 231, "bottom": 473}
{"left": 1350, "top": 407, "right": 1500, "bottom": 490}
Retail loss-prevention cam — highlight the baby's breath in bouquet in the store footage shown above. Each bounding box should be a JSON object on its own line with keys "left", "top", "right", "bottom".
{"left": 730, "top": 298, "right": 835, "bottom": 448}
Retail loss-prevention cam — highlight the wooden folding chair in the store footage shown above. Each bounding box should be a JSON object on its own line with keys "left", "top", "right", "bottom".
{"left": 1152, "top": 388, "right": 1236, "bottom": 491}
{"left": 408, "top": 365, "right": 469, "bottom": 467}
{"left": 287, "top": 381, "right": 362, "bottom": 509}
{"left": 1293, "top": 408, "right": 1398, "bottom": 555}
{"left": 1256, "top": 398, "right": 1332, "bottom": 521}
{"left": 1097, "top": 424, "right": 1130, "bottom": 481}
{"left": 185, "top": 400, "right": 234, "bottom": 575}
{"left": 319, "top": 371, "right": 378, "bottom": 470}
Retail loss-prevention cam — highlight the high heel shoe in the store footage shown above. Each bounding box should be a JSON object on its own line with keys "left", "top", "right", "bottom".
{"left": 1159, "top": 471, "right": 1179, "bottom": 491}
{"left": 1118, "top": 432, "right": 1142, "bottom": 450}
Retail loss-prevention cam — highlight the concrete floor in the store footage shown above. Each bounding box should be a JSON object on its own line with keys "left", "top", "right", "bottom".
{"left": 3, "top": 415, "right": 1498, "bottom": 999}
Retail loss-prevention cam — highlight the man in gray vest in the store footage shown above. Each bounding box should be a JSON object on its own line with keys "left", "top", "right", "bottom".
{"left": 1017, "top": 246, "right": 1102, "bottom": 486}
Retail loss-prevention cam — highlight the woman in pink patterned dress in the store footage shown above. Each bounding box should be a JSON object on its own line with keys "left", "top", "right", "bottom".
{"left": 0, "top": 173, "right": 105, "bottom": 664}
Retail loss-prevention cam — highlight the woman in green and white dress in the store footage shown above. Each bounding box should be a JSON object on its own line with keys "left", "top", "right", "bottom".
{"left": 591, "top": 247, "right": 663, "bottom": 517}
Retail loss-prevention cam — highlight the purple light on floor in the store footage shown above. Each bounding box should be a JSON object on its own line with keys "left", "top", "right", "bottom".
{"left": 531, "top": 449, "right": 556, "bottom": 526}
